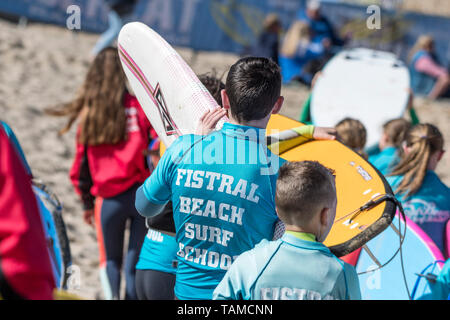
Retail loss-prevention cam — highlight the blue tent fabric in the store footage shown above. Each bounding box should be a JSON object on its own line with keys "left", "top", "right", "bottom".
{"left": 0, "top": 0, "right": 448, "bottom": 68}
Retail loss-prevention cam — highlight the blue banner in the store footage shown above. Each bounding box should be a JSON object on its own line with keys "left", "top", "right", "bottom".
{"left": 0, "top": 0, "right": 448, "bottom": 66}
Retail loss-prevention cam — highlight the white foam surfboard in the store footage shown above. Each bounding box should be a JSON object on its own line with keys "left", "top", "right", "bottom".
{"left": 311, "top": 48, "right": 410, "bottom": 148}
{"left": 118, "top": 22, "right": 226, "bottom": 148}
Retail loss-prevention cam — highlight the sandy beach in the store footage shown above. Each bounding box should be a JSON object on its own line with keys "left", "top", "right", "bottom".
{"left": 0, "top": 19, "right": 448, "bottom": 299}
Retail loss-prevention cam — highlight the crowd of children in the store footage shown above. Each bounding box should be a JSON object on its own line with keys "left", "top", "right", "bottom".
{"left": 2, "top": 43, "right": 449, "bottom": 300}
{"left": 1, "top": 2, "right": 450, "bottom": 300}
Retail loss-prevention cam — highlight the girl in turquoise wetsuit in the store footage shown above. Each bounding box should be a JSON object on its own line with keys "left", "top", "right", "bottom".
{"left": 369, "top": 118, "right": 411, "bottom": 176}
{"left": 387, "top": 124, "right": 450, "bottom": 257}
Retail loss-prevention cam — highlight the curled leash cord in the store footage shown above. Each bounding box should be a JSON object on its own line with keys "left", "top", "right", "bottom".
{"left": 354, "top": 195, "right": 412, "bottom": 299}
{"left": 356, "top": 195, "right": 407, "bottom": 276}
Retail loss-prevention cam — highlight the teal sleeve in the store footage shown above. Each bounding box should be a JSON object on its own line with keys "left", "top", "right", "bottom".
{"left": 344, "top": 263, "right": 362, "bottom": 300}
{"left": 141, "top": 136, "right": 190, "bottom": 205}
{"left": 135, "top": 185, "right": 166, "bottom": 218}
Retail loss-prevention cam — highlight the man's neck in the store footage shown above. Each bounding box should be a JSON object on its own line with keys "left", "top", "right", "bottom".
{"left": 227, "top": 114, "right": 271, "bottom": 129}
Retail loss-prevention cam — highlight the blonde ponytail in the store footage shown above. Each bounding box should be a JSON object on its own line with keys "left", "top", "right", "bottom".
{"left": 389, "top": 124, "right": 443, "bottom": 197}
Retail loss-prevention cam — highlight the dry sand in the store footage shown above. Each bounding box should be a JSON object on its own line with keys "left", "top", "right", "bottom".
{"left": 0, "top": 19, "right": 448, "bottom": 299}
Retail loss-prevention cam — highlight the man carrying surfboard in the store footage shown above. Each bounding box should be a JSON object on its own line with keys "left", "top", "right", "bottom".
{"left": 135, "top": 57, "right": 335, "bottom": 300}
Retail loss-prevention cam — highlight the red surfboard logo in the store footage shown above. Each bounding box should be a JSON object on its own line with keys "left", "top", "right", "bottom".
{"left": 118, "top": 45, "right": 180, "bottom": 137}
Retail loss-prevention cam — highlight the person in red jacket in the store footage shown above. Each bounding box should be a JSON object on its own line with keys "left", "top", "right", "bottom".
{"left": 0, "top": 126, "right": 56, "bottom": 300}
{"left": 47, "top": 47, "right": 153, "bottom": 300}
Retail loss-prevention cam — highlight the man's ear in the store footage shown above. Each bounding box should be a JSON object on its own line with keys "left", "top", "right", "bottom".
{"left": 320, "top": 207, "right": 330, "bottom": 228}
{"left": 221, "top": 89, "right": 231, "bottom": 111}
{"left": 271, "top": 96, "right": 284, "bottom": 115}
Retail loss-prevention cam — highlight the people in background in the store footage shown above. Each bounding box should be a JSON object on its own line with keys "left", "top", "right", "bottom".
{"left": 249, "top": 14, "right": 282, "bottom": 65}
{"left": 279, "top": 21, "right": 325, "bottom": 85}
{"left": 297, "top": 0, "right": 344, "bottom": 48}
{"left": 91, "top": 0, "right": 138, "bottom": 57}
{"left": 408, "top": 35, "right": 450, "bottom": 100}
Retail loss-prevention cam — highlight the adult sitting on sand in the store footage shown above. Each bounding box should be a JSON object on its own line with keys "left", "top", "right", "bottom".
{"left": 408, "top": 35, "right": 450, "bottom": 100}
{"left": 279, "top": 21, "right": 325, "bottom": 85}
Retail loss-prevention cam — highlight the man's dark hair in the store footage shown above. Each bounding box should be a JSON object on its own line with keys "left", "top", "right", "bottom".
{"left": 225, "top": 57, "right": 281, "bottom": 123}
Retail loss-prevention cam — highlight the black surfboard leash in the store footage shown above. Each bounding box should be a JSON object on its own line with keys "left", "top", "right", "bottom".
{"left": 352, "top": 194, "right": 411, "bottom": 300}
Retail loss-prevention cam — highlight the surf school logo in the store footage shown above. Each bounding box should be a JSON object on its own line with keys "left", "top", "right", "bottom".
{"left": 153, "top": 83, "right": 178, "bottom": 136}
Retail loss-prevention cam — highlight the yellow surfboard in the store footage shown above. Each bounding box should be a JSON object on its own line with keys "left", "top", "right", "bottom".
{"left": 267, "top": 114, "right": 397, "bottom": 256}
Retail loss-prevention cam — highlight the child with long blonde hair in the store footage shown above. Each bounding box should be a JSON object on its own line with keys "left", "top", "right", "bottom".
{"left": 47, "top": 47, "right": 153, "bottom": 299}
{"left": 387, "top": 124, "right": 449, "bottom": 257}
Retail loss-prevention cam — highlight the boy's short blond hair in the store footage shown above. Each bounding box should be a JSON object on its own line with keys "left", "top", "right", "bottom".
{"left": 275, "top": 161, "right": 336, "bottom": 227}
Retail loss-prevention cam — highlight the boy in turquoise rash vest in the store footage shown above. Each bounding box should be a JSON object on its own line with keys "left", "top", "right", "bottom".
{"left": 135, "top": 57, "right": 336, "bottom": 300}
{"left": 213, "top": 161, "right": 361, "bottom": 300}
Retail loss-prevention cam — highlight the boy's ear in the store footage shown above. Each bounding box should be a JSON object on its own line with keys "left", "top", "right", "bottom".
{"left": 320, "top": 207, "right": 330, "bottom": 227}
{"left": 271, "top": 96, "right": 284, "bottom": 115}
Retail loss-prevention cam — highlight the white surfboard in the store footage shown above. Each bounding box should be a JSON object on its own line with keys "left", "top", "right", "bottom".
{"left": 311, "top": 48, "right": 410, "bottom": 148}
{"left": 118, "top": 22, "right": 226, "bottom": 148}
